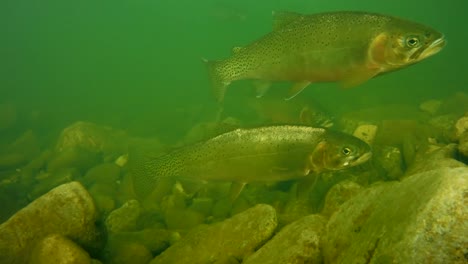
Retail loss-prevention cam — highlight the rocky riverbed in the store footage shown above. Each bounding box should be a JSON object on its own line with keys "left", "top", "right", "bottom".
{"left": 0, "top": 92, "right": 467, "bottom": 264}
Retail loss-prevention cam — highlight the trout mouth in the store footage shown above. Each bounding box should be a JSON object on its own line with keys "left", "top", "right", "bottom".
{"left": 345, "top": 151, "right": 372, "bottom": 167}
{"left": 418, "top": 36, "right": 446, "bottom": 60}
{"left": 327, "top": 151, "right": 372, "bottom": 170}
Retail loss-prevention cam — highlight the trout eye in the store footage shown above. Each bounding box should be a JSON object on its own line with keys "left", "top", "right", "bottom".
{"left": 406, "top": 37, "right": 420, "bottom": 48}
{"left": 342, "top": 147, "right": 352, "bottom": 156}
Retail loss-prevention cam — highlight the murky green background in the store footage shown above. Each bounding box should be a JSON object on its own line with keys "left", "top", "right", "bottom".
{"left": 1, "top": 0, "right": 466, "bottom": 144}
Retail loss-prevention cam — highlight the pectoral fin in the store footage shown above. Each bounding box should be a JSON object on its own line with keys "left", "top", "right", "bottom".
{"left": 337, "top": 33, "right": 388, "bottom": 89}
{"left": 285, "top": 81, "right": 311, "bottom": 100}
{"left": 229, "top": 182, "right": 246, "bottom": 202}
{"left": 296, "top": 175, "right": 320, "bottom": 199}
{"left": 339, "top": 69, "right": 380, "bottom": 89}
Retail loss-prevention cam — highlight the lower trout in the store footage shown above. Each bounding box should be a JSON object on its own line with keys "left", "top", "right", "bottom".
{"left": 130, "top": 125, "right": 371, "bottom": 199}
{"left": 206, "top": 11, "right": 446, "bottom": 102}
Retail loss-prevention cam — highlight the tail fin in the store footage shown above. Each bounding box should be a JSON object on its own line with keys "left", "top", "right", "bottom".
{"left": 128, "top": 147, "right": 161, "bottom": 200}
{"left": 203, "top": 58, "right": 229, "bottom": 103}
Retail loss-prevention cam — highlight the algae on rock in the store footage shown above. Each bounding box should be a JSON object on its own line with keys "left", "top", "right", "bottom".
{"left": 0, "top": 182, "right": 102, "bottom": 264}
{"left": 149, "top": 204, "right": 277, "bottom": 264}
{"left": 323, "top": 167, "right": 468, "bottom": 264}
{"left": 244, "top": 214, "right": 326, "bottom": 264}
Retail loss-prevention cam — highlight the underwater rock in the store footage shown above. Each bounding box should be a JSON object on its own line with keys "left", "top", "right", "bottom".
{"left": 454, "top": 115, "right": 468, "bottom": 159}
{"left": 116, "top": 171, "right": 136, "bottom": 204}
{"left": 243, "top": 214, "right": 326, "bottom": 264}
{"left": 108, "top": 228, "right": 178, "bottom": 256}
{"left": 88, "top": 182, "right": 119, "bottom": 215}
{"left": 419, "top": 99, "right": 442, "bottom": 115}
{"left": 155, "top": 181, "right": 208, "bottom": 230}
{"left": 19, "top": 149, "right": 53, "bottom": 184}
{"left": 374, "top": 145, "right": 404, "bottom": 180}
{"left": 82, "top": 163, "right": 121, "bottom": 186}
{"left": 339, "top": 105, "right": 427, "bottom": 134}
{"left": 29, "top": 168, "right": 80, "bottom": 200}
{"left": 0, "top": 130, "right": 40, "bottom": 170}
{"left": 455, "top": 115, "right": 468, "bottom": 139}
{"left": 280, "top": 193, "right": 314, "bottom": 226}
{"left": 189, "top": 197, "right": 214, "bottom": 216}
{"left": 439, "top": 92, "right": 468, "bottom": 116}
{"left": 47, "top": 146, "right": 102, "bottom": 174}
{"left": 375, "top": 119, "right": 434, "bottom": 146}
{"left": 149, "top": 204, "right": 277, "bottom": 264}
{"left": 322, "top": 167, "right": 468, "bottom": 264}
{"left": 458, "top": 131, "right": 468, "bottom": 159}
{"left": 104, "top": 242, "right": 152, "bottom": 264}
{"left": 353, "top": 124, "right": 378, "bottom": 144}
{"left": 29, "top": 234, "right": 91, "bottom": 264}
{"left": 428, "top": 114, "right": 458, "bottom": 141}
{"left": 211, "top": 197, "right": 233, "bottom": 220}
{"left": 114, "top": 154, "right": 128, "bottom": 167}
{"left": 54, "top": 121, "right": 129, "bottom": 161}
{"left": 164, "top": 208, "right": 205, "bottom": 231}
{"left": 0, "top": 181, "right": 101, "bottom": 264}
{"left": 404, "top": 144, "right": 465, "bottom": 177}
{"left": 105, "top": 200, "right": 141, "bottom": 234}
{"left": 0, "top": 153, "right": 28, "bottom": 170}
{"left": 321, "top": 180, "right": 363, "bottom": 218}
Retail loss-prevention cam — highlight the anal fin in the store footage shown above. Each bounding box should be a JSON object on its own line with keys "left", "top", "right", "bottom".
{"left": 340, "top": 69, "right": 380, "bottom": 89}
{"left": 285, "top": 81, "right": 311, "bottom": 100}
{"left": 296, "top": 175, "right": 320, "bottom": 200}
{"left": 229, "top": 182, "right": 246, "bottom": 202}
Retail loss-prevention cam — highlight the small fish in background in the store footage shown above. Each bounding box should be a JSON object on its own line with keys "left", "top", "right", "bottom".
{"left": 130, "top": 125, "right": 371, "bottom": 200}
{"left": 205, "top": 11, "right": 446, "bottom": 102}
{"left": 247, "top": 96, "right": 334, "bottom": 128}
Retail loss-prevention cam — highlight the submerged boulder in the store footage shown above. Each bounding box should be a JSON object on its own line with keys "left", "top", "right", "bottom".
{"left": 0, "top": 130, "right": 40, "bottom": 170}
{"left": 243, "top": 214, "right": 326, "bottom": 264}
{"left": 150, "top": 204, "right": 277, "bottom": 264}
{"left": 404, "top": 144, "right": 465, "bottom": 177}
{"left": 47, "top": 121, "right": 131, "bottom": 174}
{"left": 105, "top": 200, "right": 141, "bottom": 234}
{"left": 29, "top": 234, "right": 92, "bottom": 264}
{"left": 0, "top": 182, "right": 101, "bottom": 264}
{"left": 55, "top": 121, "right": 128, "bottom": 154}
{"left": 322, "top": 167, "right": 468, "bottom": 264}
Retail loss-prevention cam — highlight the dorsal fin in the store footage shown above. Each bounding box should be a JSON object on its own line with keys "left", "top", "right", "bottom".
{"left": 231, "top": 46, "right": 243, "bottom": 54}
{"left": 272, "top": 11, "right": 304, "bottom": 30}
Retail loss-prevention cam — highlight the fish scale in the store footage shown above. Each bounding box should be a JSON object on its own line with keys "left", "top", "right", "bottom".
{"left": 130, "top": 125, "right": 372, "bottom": 199}
{"left": 206, "top": 11, "right": 445, "bottom": 102}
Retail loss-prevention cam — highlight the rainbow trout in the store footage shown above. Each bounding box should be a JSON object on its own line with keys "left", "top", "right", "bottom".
{"left": 131, "top": 125, "right": 371, "bottom": 199}
{"left": 206, "top": 11, "right": 446, "bottom": 102}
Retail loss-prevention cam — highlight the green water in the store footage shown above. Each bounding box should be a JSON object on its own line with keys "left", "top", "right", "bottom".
{"left": 0, "top": 1, "right": 467, "bottom": 262}
{"left": 1, "top": 0, "right": 466, "bottom": 142}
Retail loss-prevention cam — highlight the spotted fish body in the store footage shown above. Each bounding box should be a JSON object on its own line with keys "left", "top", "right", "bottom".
{"left": 131, "top": 125, "right": 371, "bottom": 198}
{"left": 206, "top": 11, "right": 446, "bottom": 102}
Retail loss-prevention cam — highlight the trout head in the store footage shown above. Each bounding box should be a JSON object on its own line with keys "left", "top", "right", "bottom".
{"left": 369, "top": 18, "right": 445, "bottom": 71}
{"left": 310, "top": 131, "right": 372, "bottom": 171}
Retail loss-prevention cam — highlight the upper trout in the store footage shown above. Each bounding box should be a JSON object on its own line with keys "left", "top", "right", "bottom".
{"left": 206, "top": 11, "right": 446, "bottom": 102}
{"left": 130, "top": 125, "right": 371, "bottom": 199}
